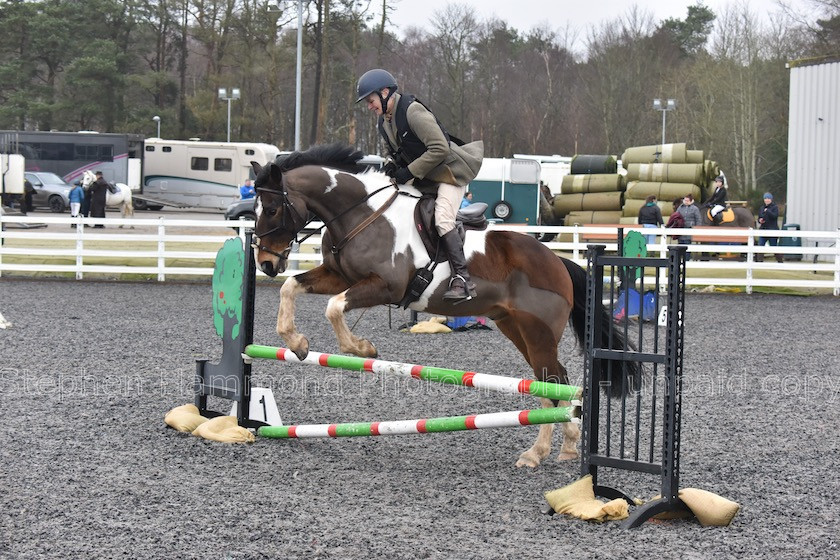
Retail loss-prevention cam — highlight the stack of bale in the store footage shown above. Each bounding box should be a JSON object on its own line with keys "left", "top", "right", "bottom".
{"left": 620, "top": 142, "right": 720, "bottom": 222}
{"left": 551, "top": 154, "right": 625, "bottom": 225}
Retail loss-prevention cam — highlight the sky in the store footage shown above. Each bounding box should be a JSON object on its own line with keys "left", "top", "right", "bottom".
{"left": 385, "top": 0, "right": 818, "bottom": 44}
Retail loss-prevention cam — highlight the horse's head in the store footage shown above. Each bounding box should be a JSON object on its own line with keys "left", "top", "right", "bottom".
{"left": 81, "top": 170, "right": 96, "bottom": 188}
{"left": 251, "top": 160, "right": 309, "bottom": 277}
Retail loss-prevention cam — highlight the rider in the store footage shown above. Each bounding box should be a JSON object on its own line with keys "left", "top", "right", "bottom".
{"left": 356, "top": 69, "right": 484, "bottom": 302}
{"left": 706, "top": 175, "right": 728, "bottom": 224}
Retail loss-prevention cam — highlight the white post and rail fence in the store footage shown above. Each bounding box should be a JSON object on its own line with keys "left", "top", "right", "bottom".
{"left": 1, "top": 215, "right": 839, "bottom": 295}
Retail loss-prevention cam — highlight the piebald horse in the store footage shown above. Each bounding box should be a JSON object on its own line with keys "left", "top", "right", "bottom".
{"left": 251, "top": 144, "right": 638, "bottom": 468}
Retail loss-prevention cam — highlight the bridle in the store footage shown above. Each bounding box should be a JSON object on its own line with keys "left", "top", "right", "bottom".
{"left": 252, "top": 178, "right": 401, "bottom": 259}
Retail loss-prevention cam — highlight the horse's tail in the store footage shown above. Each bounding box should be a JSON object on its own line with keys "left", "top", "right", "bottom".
{"left": 560, "top": 256, "right": 640, "bottom": 398}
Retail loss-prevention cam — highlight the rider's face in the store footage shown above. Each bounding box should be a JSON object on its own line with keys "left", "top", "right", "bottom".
{"left": 365, "top": 89, "right": 392, "bottom": 116}
{"left": 365, "top": 93, "right": 384, "bottom": 115}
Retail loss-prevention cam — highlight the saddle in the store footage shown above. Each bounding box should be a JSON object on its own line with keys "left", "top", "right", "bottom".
{"left": 706, "top": 207, "right": 735, "bottom": 224}
{"left": 413, "top": 195, "right": 489, "bottom": 262}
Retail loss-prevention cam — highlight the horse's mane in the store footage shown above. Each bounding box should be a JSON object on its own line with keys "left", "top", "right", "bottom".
{"left": 276, "top": 143, "right": 367, "bottom": 174}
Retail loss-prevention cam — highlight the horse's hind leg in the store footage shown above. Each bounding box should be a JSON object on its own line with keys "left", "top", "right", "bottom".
{"left": 496, "top": 314, "right": 579, "bottom": 467}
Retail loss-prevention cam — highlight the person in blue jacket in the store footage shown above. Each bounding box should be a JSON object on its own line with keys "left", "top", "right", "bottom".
{"left": 69, "top": 180, "right": 85, "bottom": 226}
{"left": 239, "top": 179, "right": 256, "bottom": 200}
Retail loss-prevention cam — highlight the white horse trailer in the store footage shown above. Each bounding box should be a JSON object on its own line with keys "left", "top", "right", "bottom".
{"left": 140, "top": 139, "right": 281, "bottom": 210}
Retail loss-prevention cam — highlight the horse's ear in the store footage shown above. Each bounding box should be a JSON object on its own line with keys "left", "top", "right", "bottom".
{"left": 268, "top": 162, "right": 283, "bottom": 184}
{"left": 250, "top": 161, "right": 262, "bottom": 176}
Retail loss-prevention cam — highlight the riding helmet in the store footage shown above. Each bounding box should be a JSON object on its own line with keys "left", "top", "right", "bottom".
{"left": 355, "top": 69, "right": 398, "bottom": 104}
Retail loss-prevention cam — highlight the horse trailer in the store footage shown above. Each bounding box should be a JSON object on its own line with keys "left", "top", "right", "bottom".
{"left": 0, "top": 130, "right": 143, "bottom": 189}
{"left": 140, "top": 139, "right": 281, "bottom": 210}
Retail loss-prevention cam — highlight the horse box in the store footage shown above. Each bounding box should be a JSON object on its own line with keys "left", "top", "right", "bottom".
{"left": 468, "top": 158, "right": 541, "bottom": 225}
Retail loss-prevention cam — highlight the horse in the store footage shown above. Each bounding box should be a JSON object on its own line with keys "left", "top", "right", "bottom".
{"left": 81, "top": 170, "right": 135, "bottom": 226}
{"left": 251, "top": 143, "right": 639, "bottom": 468}
{"left": 699, "top": 204, "right": 755, "bottom": 228}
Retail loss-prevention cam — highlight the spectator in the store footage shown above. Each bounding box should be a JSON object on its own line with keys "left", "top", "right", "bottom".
{"left": 239, "top": 179, "right": 256, "bottom": 200}
{"left": 89, "top": 170, "right": 109, "bottom": 228}
{"left": 21, "top": 177, "right": 34, "bottom": 215}
{"left": 677, "top": 193, "right": 702, "bottom": 245}
{"left": 638, "top": 194, "right": 663, "bottom": 244}
{"left": 756, "top": 192, "right": 782, "bottom": 262}
{"left": 666, "top": 198, "right": 685, "bottom": 240}
{"left": 69, "top": 180, "right": 85, "bottom": 227}
{"left": 460, "top": 191, "right": 473, "bottom": 209}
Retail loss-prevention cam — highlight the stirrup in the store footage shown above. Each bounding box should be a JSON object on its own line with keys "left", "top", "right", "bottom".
{"left": 443, "top": 275, "right": 473, "bottom": 303}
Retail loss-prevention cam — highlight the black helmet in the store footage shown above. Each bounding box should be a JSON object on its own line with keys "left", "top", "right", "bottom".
{"left": 355, "top": 69, "right": 398, "bottom": 104}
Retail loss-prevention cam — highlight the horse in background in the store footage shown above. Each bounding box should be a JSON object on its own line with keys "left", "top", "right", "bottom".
{"left": 250, "top": 143, "right": 640, "bottom": 469}
{"left": 82, "top": 170, "right": 135, "bottom": 227}
{"left": 699, "top": 205, "right": 755, "bottom": 228}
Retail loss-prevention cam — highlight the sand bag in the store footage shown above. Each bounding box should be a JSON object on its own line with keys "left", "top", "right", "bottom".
{"left": 544, "top": 475, "right": 629, "bottom": 522}
{"left": 192, "top": 415, "right": 255, "bottom": 443}
{"left": 165, "top": 403, "right": 208, "bottom": 433}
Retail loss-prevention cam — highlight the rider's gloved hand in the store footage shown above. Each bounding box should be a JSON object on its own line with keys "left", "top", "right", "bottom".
{"left": 382, "top": 160, "right": 398, "bottom": 178}
{"left": 394, "top": 166, "right": 414, "bottom": 184}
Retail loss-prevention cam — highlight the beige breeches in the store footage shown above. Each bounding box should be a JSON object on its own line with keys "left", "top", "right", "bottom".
{"left": 435, "top": 182, "right": 465, "bottom": 235}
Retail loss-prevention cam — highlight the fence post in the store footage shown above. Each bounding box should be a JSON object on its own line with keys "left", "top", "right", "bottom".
{"left": 75, "top": 220, "right": 84, "bottom": 280}
{"left": 157, "top": 217, "right": 166, "bottom": 282}
{"left": 835, "top": 228, "right": 840, "bottom": 297}
{"left": 746, "top": 228, "right": 755, "bottom": 294}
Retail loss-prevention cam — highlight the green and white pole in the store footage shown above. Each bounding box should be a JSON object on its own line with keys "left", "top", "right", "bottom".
{"left": 244, "top": 346, "right": 582, "bottom": 402}
{"left": 257, "top": 406, "right": 579, "bottom": 439}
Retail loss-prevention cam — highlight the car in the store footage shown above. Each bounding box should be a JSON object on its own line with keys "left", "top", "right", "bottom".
{"left": 224, "top": 197, "right": 256, "bottom": 222}
{"left": 24, "top": 171, "right": 72, "bottom": 213}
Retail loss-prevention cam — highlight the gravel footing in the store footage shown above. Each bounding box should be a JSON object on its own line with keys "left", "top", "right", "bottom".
{"left": 1, "top": 278, "right": 838, "bottom": 559}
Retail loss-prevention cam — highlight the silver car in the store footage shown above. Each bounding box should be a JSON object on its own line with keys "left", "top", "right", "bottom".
{"left": 24, "top": 172, "right": 72, "bottom": 213}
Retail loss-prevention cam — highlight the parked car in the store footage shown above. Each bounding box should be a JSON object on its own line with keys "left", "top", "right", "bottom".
{"left": 24, "top": 172, "right": 71, "bottom": 213}
{"left": 224, "top": 197, "right": 256, "bottom": 222}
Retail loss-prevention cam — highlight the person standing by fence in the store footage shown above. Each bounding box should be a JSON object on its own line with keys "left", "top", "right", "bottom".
{"left": 69, "top": 180, "right": 85, "bottom": 226}
{"left": 638, "top": 194, "right": 663, "bottom": 244}
{"left": 677, "top": 193, "right": 702, "bottom": 245}
{"left": 756, "top": 192, "right": 782, "bottom": 262}
{"left": 89, "top": 171, "right": 109, "bottom": 228}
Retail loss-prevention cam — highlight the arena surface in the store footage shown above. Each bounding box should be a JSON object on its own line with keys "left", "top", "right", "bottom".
{"left": 1, "top": 278, "right": 838, "bottom": 558}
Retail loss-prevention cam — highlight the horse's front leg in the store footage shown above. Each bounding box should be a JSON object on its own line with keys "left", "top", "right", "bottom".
{"left": 277, "top": 266, "right": 350, "bottom": 360}
{"left": 326, "top": 274, "right": 398, "bottom": 358}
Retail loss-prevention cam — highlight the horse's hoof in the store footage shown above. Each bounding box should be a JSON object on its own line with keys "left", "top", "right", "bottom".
{"left": 285, "top": 335, "right": 309, "bottom": 361}
{"left": 515, "top": 451, "right": 541, "bottom": 468}
{"left": 358, "top": 340, "right": 377, "bottom": 358}
{"left": 556, "top": 451, "right": 579, "bottom": 462}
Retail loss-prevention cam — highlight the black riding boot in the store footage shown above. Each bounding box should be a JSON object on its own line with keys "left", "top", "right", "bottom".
{"left": 441, "top": 229, "right": 476, "bottom": 302}
{"left": 713, "top": 212, "right": 723, "bottom": 224}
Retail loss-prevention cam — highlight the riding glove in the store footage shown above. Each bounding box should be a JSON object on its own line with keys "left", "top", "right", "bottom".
{"left": 394, "top": 166, "right": 414, "bottom": 185}
{"left": 382, "top": 160, "right": 398, "bottom": 178}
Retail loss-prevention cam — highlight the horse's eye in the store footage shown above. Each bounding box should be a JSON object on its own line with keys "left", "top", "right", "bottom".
{"left": 264, "top": 206, "right": 279, "bottom": 217}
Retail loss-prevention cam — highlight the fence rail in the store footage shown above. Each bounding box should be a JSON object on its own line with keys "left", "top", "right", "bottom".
{"left": 2, "top": 215, "right": 839, "bottom": 294}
